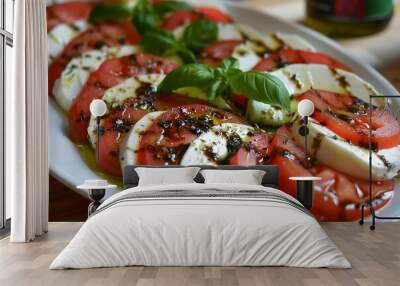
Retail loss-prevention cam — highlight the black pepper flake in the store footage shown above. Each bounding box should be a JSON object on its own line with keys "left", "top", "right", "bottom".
{"left": 94, "top": 41, "right": 108, "bottom": 50}
{"left": 159, "top": 120, "right": 173, "bottom": 129}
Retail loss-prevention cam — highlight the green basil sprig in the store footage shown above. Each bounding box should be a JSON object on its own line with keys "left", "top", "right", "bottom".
{"left": 153, "top": 0, "right": 194, "bottom": 17}
{"left": 140, "top": 19, "right": 218, "bottom": 63}
{"left": 158, "top": 58, "right": 291, "bottom": 111}
{"left": 89, "top": 2, "right": 135, "bottom": 23}
{"left": 89, "top": 0, "right": 194, "bottom": 34}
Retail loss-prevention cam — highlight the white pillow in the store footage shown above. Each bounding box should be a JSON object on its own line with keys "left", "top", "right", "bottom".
{"left": 200, "top": 169, "right": 266, "bottom": 185}
{"left": 135, "top": 167, "right": 200, "bottom": 186}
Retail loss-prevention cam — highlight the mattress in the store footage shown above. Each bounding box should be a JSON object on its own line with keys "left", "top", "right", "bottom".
{"left": 50, "top": 183, "right": 351, "bottom": 269}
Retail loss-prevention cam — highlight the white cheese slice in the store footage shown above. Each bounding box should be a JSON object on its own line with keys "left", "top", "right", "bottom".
{"left": 88, "top": 73, "right": 166, "bottom": 148}
{"left": 290, "top": 118, "right": 399, "bottom": 180}
{"left": 239, "top": 24, "right": 315, "bottom": 52}
{"left": 48, "top": 21, "right": 89, "bottom": 64}
{"left": 53, "top": 45, "right": 137, "bottom": 111}
{"left": 232, "top": 41, "right": 261, "bottom": 71}
{"left": 119, "top": 111, "right": 165, "bottom": 169}
{"left": 217, "top": 23, "right": 243, "bottom": 40}
{"left": 181, "top": 123, "right": 254, "bottom": 165}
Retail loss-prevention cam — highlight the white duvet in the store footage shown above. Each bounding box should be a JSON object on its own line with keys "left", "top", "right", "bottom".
{"left": 50, "top": 183, "right": 350, "bottom": 269}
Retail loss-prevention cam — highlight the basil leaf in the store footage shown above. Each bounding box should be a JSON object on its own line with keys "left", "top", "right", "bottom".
{"left": 207, "top": 80, "right": 227, "bottom": 101}
{"left": 154, "top": 1, "right": 194, "bottom": 16}
{"left": 182, "top": 19, "right": 218, "bottom": 52}
{"left": 227, "top": 71, "right": 290, "bottom": 110}
{"left": 140, "top": 29, "right": 178, "bottom": 55}
{"left": 132, "top": 0, "right": 157, "bottom": 34}
{"left": 218, "top": 57, "right": 240, "bottom": 72}
{"left": 140, "top": 29, "right": 196, "bottom": 63}
{"left": 158, "top": 64, "right": 215, "bottom": 93}
{"left": 177, "top": 48, "right": 197, "bottom": 64}
{"left": 89, "top": 3, "right": 133, "bottom": 23}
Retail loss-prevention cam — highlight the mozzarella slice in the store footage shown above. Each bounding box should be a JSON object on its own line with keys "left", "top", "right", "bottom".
{"left": 290, "top": 119, "right": 398, "bottom": 180}
{"left": 48, "top": 21, "right": 89, "bottom": 64}
{"left": 181, "top": 123, "right": 254, "bottom": 165}
{"left": 102, "top": 74, "right": 166, "bottom": 108}
{"left": 87, "top": 73, "right": 166, "bottom": 148}
{"left": 217, "top": 23, "right": 243, "bottom": 40}
{"left": 232, "top": 41, "right": 261, "bottom": 71}
{"left": 119, "top": 111, "right": 165, "bottom": 169}
{"left": 239, "top": 24, "right": 315, "bottom": 52}
{"left": 249, "top": 64, "right": 382, "bottom": 126}
{"left": 53, "top": 45, "right": 137, "bottom": 111}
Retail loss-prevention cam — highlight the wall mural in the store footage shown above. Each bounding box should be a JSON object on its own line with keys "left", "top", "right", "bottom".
{"left": 47, "top": 0, "right": 400, "bottom": 221}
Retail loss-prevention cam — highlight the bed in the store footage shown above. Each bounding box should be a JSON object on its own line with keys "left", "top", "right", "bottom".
{"left": 50, "top": 165, "right": 350, "bottom": 269}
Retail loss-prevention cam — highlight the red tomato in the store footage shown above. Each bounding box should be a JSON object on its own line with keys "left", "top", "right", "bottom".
{"left": 229, "top": 133, "right": 270, "bottom": 166}
{"left": 68, "top": 53, "right": 178, "bottom": 143}
{"left": 197, "top": 7, "right": 233, "bottom": 23}
{"left": 313, "top": 111, "right": 364, "bottom": 145}
{"left": 271, "top": 155, "right": 348, "bottom": 221}
{"left": 253, "top": 49, "right": 352, "bottom": 72}
{"left": 232, "top": 95, "right": 248, "bottom": 109}
{"left": 161, "top": 10, "right": 201, "bottom": 30}
{"left": 200, "top": 40, "right": 242, "bottom": 66}
{"left": 160, "top": 6, "right": 232, "bottom": 30}
{"left": 229, "top": 148, "right": 257, "bottom": 166}
{"left": 48, "top": 22, "right": 141, "bottom": 95}
{"left": 353, "top": 109, "right": 400, "bottom": 150}
{"left": 136, "top": 104, "right": 245, "bottom": 165}
{"left": 47, "top": 2, "right": 93, "bottom": 31}
{"left": 97, "top": 93, "right": 207, "bottom": 176}
{"left": 296, "top": 90, "right": 354, "bottom": 111}
{"left": 271, "top": 126, "right": 306, "bottom": 163}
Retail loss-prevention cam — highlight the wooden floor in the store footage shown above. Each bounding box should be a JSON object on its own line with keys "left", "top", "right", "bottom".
{"left": 0, "top": 222, "right": 400, "bottom": 286}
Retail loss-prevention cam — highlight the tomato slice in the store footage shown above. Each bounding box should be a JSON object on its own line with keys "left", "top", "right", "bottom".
{"left": 232, "top": 95, "right": 248, "bottom": 109}
{"left": 200, "top": 40, "right": 242, "bottom": 66}
{"left": 197, "top": 7, "right": 233, "bottom": 23}
{"left": 271, "top": 126, "right": 306, "bottom": 163}
{"left": 229, "top": 133, "right": 270, "bottom": 166}
{"left": 48, "top": 22, "right": 141, "bottom": 95}
{"left": 270, "top": 155, "right": 344, "bottom": 221}
{"left": 47, "top": 2, "right": 93, "bottom": 31}
{"left": 161, "top": 10, "right": 201, "bottom": 30}
{"left": 313, "top": 111, "right": 364, "bottom": 145}
{"left": 296, "top": 90, "right": 354, "bottom": 111}
{"left": 136, "top": 104, "right": 245, "bottom": 165}
{"left": 253, "top": 49, "right": 351, "bottom": 72}
{"left": 68, "top": 53, "right": 178, "bottom": 143}
{"left": 97, "top": 93, "right": 207, "bottom": 176}
{"left": 353, "top": 109, "right": 400, "bottom": 150}
{"left": 160, "top": 6, "right": 232, "bottom": 31}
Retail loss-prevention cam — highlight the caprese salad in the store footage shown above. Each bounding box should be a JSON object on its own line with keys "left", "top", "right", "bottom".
{"left": 47, "top": 0, "right": 400, "bottom": 221}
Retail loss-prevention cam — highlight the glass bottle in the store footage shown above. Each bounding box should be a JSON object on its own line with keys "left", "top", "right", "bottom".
{"left": 305, "top": 0, "right": 394, "bottom": 37}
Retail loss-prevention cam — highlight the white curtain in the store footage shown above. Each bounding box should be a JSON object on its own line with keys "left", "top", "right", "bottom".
{"left": 7, "top": 0, "right": 49, "bottom": 242}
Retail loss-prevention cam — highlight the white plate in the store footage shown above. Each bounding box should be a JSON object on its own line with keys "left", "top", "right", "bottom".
{"left": 49, "top": 2, "right": 400, "bottom": 215}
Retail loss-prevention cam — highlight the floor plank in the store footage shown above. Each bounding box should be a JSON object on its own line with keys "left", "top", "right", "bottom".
{"left": 0, "top": 222, "right": 399, "bottom": 286}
